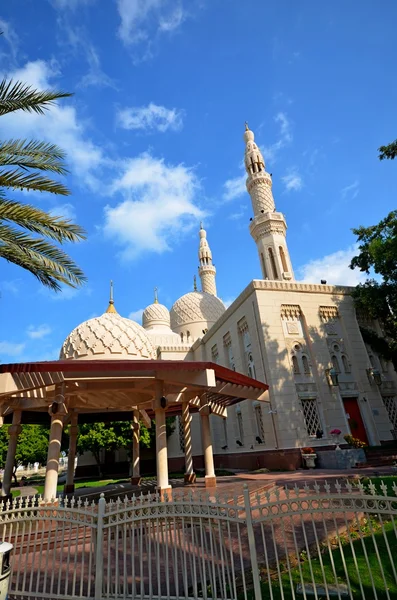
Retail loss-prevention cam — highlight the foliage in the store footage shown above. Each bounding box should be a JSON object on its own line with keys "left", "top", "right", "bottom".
{"left": 378, "top": 139, "right": 397, "bottom": 161}
{"left": 0, "top": 425, "right": 49, "bottom": 483}
{"left": 0, "top": 72, "right": 87, "bottom": 291}
{"left": 330, "top": 428, "right": 341, "bottom": 436}
{"left": 350, "top": 210, "right": 397, "bottom": 370}
{"left": 344, "top": 434, "right": 367, "bottom": 448}
{"left": 301, "top": 447, "right": 315, "bottom": 454}
{"left": 76, "top": 418, "right": 176, "bottom": 476}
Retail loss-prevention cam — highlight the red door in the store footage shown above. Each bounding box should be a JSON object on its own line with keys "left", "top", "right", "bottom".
{"left": 343, "top": 398, "right": 369, "bottom": 444}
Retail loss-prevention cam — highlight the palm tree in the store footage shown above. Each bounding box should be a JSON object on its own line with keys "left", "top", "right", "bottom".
{"left": 0, "top": 79, "right": 87, "bottom": 291}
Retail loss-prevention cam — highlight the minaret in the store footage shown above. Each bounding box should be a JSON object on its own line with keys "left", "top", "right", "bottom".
{"left": 244, "top": 123, "right": 294, "bottom": 281}
{"left": 198, "top": 223, "right": 217, "bottom": 296}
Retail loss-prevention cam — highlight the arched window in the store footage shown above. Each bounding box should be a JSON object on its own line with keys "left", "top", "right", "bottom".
{"left": 260, "top": 253, "right": 267, "bottom": 279}
{"left": 186, "top": 330, "right": 190, "bottom": 341}
{"left": 279, "top": 246, "right": 288, "bottom": 273}
{"left": 268, "top": 247, "right": 279, "bottom": 280}
{"left": 292, "top": 355, "right": 300, "bottom": 374}
{"left": 341, "top": 355, "right": 351, "bottom": 373}
{"left": 331, "top": 355, "right": 341, "bottom": 373}
{"left": 302, "top": 355, "right": 311, "bottom": 374}
{"left": 180, "top": 333, "right": 184, "bottom": 342}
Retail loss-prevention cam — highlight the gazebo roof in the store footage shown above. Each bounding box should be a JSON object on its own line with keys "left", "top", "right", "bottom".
{"left": 0, "top": 359, "right": 269, "bottom": 424}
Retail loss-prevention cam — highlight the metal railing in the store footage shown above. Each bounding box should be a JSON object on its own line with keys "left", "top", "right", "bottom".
{"left": 1, "top": 479, "right": 396, "bottom": 599}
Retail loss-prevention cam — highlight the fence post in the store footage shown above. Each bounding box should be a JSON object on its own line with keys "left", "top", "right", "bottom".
{"left": 95, "top": 493, "right": 106, "bottom": 600}
{"left": 243, "top": 484, "right": 262, "bottom": 600}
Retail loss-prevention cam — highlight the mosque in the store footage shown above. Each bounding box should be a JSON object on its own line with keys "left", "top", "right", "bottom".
{"left": 1, "top": 124, "right": 396, "bottom": 497}
{"left": 67, "top": 123, "right": 397, "bottom": 476}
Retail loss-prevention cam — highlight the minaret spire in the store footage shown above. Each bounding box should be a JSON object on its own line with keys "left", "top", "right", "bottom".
{"left": 244, "top": 123, "right": 294, "bottom": 281}
{"left": 198, "top": 223, "right": 217, "bottom": 296}
{"left": 154, "top": 286, "right": 158, "bottom": 304}
{"left": 106, "top": 280, "right": 118, "bottom": 313}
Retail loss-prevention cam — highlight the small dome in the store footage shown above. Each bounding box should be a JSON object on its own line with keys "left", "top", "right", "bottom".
{"left": 170, "top": 291, "right": 225, "bottom": 337}
{"left": 60, "top": 312, "right": 156, "bottom": 360}
{"left": 142, "top": 302, "right": 170, "bottom": 330}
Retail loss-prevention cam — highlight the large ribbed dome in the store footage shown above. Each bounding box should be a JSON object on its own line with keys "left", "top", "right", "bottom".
{"left": 170, "top": 291, "right": 225, "bottom": 336}
{"left": 60, "top": 312, "right": 156, "bottom": 360}
{"left": 142, "top": 302, "right": 170, "bottom": 329}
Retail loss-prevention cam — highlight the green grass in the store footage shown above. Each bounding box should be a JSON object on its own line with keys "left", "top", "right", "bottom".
{"left": 248, "top": 520, "right": 397, "bottom": 600}
{"left": 11, "top": 490, "right": 20, "bottom": 498}
{"left": 361, "top": 475, "right": 397, "bottom": 496}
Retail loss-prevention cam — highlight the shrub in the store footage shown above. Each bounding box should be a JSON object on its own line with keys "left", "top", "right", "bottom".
{"left": 344, "top": 434, "right": 367, "bottom": 448}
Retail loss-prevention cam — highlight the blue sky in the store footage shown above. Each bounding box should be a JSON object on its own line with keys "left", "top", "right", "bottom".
{"left": 0, "top": 0, "right": 396, "bottom": 363}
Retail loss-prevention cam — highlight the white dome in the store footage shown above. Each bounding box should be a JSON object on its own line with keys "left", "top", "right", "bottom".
{"left": 142, "top": 302, "right": 170, "bottom": 329}
{"left": 60, "top": 312, "right": 156, "bottom": 360}
{"left": 170, "top": 291, "right": 225, "bottom": 337}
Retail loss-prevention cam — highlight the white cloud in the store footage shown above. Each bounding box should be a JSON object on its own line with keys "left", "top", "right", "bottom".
{"left": 27, "top": 324, "right": 52, "bottom": 339}
{"left": 50, "top": 203, "right": 76, "bottom": 221}
{"left": 282, "top": 169, "right": 303, "bottom": 192}
{"left": 129, "top": 308, "right": 144, "bottom": 322}
{"left": 0, "top": 341, "right": 25, "bottom": 357}
{"left": 104, "top": 152, "right": 204, "bottom": 257}
{"left": 223, "top": 173, "right": 246, "bottom": 201}
{"left": 0, "top": 18, "right": 19, "bottom": 63}
{"left": 297, "top": 244, "right": 366, "bottom": 286}
{"left": 117, "top": 103, "right": 184, "bottom": 133}
{"left": 50, "top": 0, "right": 96, "bottom": 9}
{"left": 341, "top": 180, "right": 359, "bottom": 200}
{"left": 262, "top": 111, "right": 292, "bottom": 164}
{"left": 1, "top": 60, "right": 105, "bottom": 189}
{"left": 117, "top": 0, "right": 186, "bottom": 48}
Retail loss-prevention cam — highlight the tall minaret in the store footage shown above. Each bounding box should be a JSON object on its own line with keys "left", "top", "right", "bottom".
{"left": 244, "top": 123, "right": 294, "bottom": 281}
{"left": 198, "top": 223, "right": 217, "bottom": 296}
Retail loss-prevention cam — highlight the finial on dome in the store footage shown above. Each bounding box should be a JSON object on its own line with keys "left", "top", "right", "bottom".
{"left": 193, "top": 275, "right": 197, "bottom": 291}
{"left": 200, "top": 221, "right": 203, "bottom": 230}
{"left": 154, "top": 286, "right": 158, "bottom": 304}
{"left": 245, "top": 121, "right": 249, "bottom": 131}
{"left": 106, "top": 280, "right": 118, "bottom": 314}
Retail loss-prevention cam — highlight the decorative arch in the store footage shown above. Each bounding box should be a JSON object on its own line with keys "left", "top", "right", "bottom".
{"left": 268, "top": 247, "right": 279, "bottom": 280}
{"left": 279, "top": 246, "right": 288, "bottom": 272}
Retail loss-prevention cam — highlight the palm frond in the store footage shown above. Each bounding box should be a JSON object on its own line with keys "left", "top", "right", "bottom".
{"left": 0, "top": 140, "right": 68, "bottom": 175}
{"left": 0, "top": 79, "right": 72, "bottom": 116}
{"left": 0, "top": 169, "right": 69, "bottom": 195}
{"left": 0, "top": 201, "right": 86, "bottom": 242}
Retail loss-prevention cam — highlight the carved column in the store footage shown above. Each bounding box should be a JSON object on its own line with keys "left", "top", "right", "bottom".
{"left": 64, "top": 412, "right": 78, "bottom": 494}
{"left": 154, "top": 381, "right": 171, "bottom": 497}
{"left": 44, "top": 387, "right": 67, "bottom": 501}
{"left": 131, "top": 409, "right": 141, "bottom": 485}
{"left": 182, "top": 402, "right": 196, "bottom": 484}
{"left": 200, "top": 396, "right": 216, "bottom": 488}
{"left": 1, "top": 410, "right": 22, "bottom": 498}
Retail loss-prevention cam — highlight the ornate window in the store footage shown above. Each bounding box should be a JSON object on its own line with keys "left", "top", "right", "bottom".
{"left": 331, "top": 355, "right": 341, "bottom": 373}
{"left": 211, "top": 344, "right": 219, "bottom": 364}
{"left": 180, "top": 333, "right": 184, "bottom": 342}
{"left": 292, "top": 355, "right": 300, "bottom": 374}
{"left": 236, "top": 406, "right": 244, "bottom": 445}
{"left": 238, "top": 319, "right": 256, "bottom": 378}
{"left": 301, "top": 399, "right": 321, "bottom": 438}
{"left": 279, "top": 246, "right": 288, "bottom": 272}
{"left": 254, "top": 404, "right": 265, "bottom": 442}
{"left": 268, "top": 247, "right": 279, "bottom": 280}
{"left": 223, "top": 333, "right": 235, "bottom": 371}
{"left": 178, "top": 417, "right": 185, "bottom": 453}
{"left": 382, "top": 396, "right": 397, "bottom": 430}
{"left": 302, "top": 355, "right": 311, "bottom": 375}
{"left": 341, "top": 355, "right": 351, "bottom": 373}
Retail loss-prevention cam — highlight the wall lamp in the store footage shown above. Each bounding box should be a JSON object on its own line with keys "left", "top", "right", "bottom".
{"left": 325, "top": 368, "right": 339, "bottom": 386}
{"left": 160, "top": 396, "right": 167, "bottom": 409}
{"left": 366, "top": 368, "right": 382, "bottom": 386}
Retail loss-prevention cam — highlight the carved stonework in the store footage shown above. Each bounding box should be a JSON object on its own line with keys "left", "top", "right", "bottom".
{"left": 286, "top": 322, "right": 299, "bottom": 335}
{"left": 319, "top": 306, "right": 339, "bottom": 320}
{"left": 237, "top": 318, "right": 249, "bottom": 334}
{"left": 324, "top": 321, "right": 338, "bottom": 336}
{"left": 326, "top": 338, "right": 346, "bottom": 353}
{"left": 281, "top": 304, "right": 301, "bottom": 320}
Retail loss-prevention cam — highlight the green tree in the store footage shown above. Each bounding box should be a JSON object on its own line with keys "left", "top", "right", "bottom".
{"left": 379, "top": 139, "right": 397, "bottom": 161}
{"left": 76, "top": 418, "right": 176, "bottom": 477}
{"left": 0, "top": 78, "right": 87, "bottom": 291}
{"left": 0, "top": 425, "right": 49, "bottom": 484}
{"left": 350, "top": 210, "right": 397, "bottom": 370}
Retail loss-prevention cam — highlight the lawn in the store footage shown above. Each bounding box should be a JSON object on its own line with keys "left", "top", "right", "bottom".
{"left": 250, "top": 520, "right": 397, "bottom": 600}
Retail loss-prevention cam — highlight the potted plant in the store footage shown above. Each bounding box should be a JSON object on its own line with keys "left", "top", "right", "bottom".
{"left": 301, "top": 447, "right": 317, "bottom": 469}
{"left": 330, "top": 428, "right": 342, "bottom": 449}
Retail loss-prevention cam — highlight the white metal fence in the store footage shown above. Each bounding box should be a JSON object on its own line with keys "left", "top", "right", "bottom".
{"left": 1, "top": 479, "right": 397, "bottom": 600}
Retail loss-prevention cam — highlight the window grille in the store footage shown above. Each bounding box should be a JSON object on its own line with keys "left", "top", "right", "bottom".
{"left": 301, "top": 399, "right": 321, "bottom": 437}
{"left": 292, "top": 355, "right": 300, "bottom": 374}
{"left": 211, "top": 344, "right": 219, "bottom": 364}
{"left": 382, "top": 396, "right": 397, "bottom": 430}
{"left": 255, "top": 405, "right": 265, "bottom": 441}
{"left": 302, "top": 355, "right": 311, "bottom": 374}
{"left": 342, "top": 355, "right": 351, "bottom": 373}
{"left": 236, "top": 410, "right": 244, "bottom": 445}
{"left": 331, "top": 355, "right": 341, "bottom": 373}
{"left": 223, "top": 333, "right": 235, "bottom": 370}
{"left": 178, "top": 417, "right": 185, "bottom": 453}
